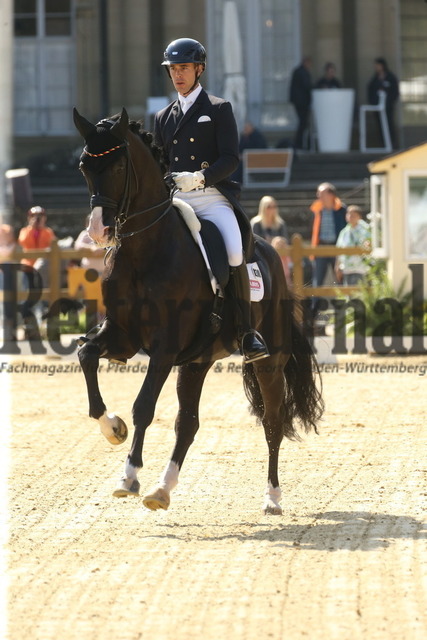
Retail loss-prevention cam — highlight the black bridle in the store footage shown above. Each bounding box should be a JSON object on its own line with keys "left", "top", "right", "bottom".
{"left": 83, "top": 134, "right": 173, "bottom": 244}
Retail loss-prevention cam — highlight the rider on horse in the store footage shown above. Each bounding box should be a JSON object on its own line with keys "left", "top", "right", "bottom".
{"left": 153, "top": 37, "right": 269, "bottom": 364}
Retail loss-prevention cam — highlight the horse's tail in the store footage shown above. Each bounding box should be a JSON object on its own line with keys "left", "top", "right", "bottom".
{"left": 242, "top": 317, "right": 324, "bottom": 440}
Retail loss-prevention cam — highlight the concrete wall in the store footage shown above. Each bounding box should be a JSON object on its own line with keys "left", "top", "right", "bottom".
{"left": 108, "top": 1, "right": 150, "bottom": 119}
{"left": 75, "top": 1, "right": 101, "bottom": 121}
{"left": 355, "top": 0, "right": 399, "bottom": 106}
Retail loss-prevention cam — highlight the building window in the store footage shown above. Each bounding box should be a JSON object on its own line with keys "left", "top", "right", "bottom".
{"left": 406, "top": 174, "right": 427, "bottom": 260}
{"left": 369, "top": 174, "right": 388, "bottom": 258}
{"left": 14, "top": 0, "right": 75, "bottom": 135}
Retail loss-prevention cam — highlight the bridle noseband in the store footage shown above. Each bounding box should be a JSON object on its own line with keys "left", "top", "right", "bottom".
{"left": 83, "top": 131, "right": 173, "bottom": 244}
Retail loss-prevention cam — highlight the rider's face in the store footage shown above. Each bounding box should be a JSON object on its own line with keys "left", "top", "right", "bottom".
{"left": 169, "top": 63, "right": 202, "bottom": 96}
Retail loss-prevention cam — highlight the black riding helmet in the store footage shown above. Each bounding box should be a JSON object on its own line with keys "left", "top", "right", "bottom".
{"left": 162, "top": 38, "right": 207, "bottom": 69}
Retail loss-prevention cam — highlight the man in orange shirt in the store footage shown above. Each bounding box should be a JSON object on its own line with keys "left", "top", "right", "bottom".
{"left": 309, "top": 183, "right": 347, "bottom": 335}
{"left": 310, "top": 183, "right": 347, "bottom": 288}
{"left": 18, "top": 206, "right": 56, "bottom": 267}
{"left": 18, "top": 206, "right": 56, "bottom": 339}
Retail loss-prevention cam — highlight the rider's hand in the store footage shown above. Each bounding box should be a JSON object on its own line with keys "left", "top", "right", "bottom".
{"left": 171, "top": 171, "right": 205, "bottom": 192}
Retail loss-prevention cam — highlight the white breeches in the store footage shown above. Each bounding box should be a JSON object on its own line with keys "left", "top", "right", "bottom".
{"left": 176, "top": 187, "right": 243, "bottom": 266}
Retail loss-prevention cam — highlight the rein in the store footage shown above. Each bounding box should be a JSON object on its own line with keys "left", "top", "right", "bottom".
{"left": 116, "top": 198, "right": 173, "bottom": 239}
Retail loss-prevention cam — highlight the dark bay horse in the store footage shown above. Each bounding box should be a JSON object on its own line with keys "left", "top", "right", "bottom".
{"left": 73, "top": 107, "right": 323, "bottom": 515}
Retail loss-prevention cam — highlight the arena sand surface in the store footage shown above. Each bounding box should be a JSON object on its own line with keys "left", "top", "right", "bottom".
{"left": 4, "top": 347, "right": 427, "bottom": 640}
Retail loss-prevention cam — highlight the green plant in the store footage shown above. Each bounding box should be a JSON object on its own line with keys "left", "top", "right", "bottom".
{"left": 333, "top": 260, "right": 427, "bottom": 337}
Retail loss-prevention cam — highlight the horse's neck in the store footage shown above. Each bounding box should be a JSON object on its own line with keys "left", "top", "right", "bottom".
{"left": 120, "top": 199, "right": 181, "bottom": 260}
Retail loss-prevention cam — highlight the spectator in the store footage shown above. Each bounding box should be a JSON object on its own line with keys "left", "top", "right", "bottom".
{"left": 289, "top": 56, "right": 313, "bottom": 150}
{"left": 367, "top": 57, "right": 399, "bottom": 149}
{"left": 18, "top": 206, "right": 56, "bottom": 270}
{"left": 18, "top": 206, "right": 56, "bottom": 338}
{"left": 251, "top": 195, "right": 289, "bottom": 243}
{"left": 251, "top": 196, "right": 291, "bottom": 286}
{"left": 310, "top": 182, "right": 347, "bottom": 288}
{"left": 315, "top": 62, "right": 342, "bottom": 89}
{"left": 232, "top": 121, "right": 267, "bottom": 183}
{"left": 335, "top": 205, "right": 371, "bottom": 285}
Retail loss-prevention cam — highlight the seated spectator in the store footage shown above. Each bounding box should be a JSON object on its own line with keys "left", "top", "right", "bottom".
{"left": 335, "top": 205, "right": 371, "bottom": 285}
{"left": 232, "top": 121, "right": 268, "bottom": 182}
{"left": 251, "top": 196, "right": 291, "bottom": 286}
{"left": 315, "top": 62, "right": 342, "bottom": 89}
{"left": 239, "top": 121, "right": 267, "bottom": 151}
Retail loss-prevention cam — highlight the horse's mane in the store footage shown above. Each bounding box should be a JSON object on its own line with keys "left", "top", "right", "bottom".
{"left": 109, "top": 112, "right": 169, "bottom": 175}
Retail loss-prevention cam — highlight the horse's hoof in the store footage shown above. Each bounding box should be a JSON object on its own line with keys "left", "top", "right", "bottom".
{"left": 100, "top": 414, "right": 128, "bottom": 445}
{"left": 113, "top": 477, "right": 140, "bottom": 498}
{"left": 142, "top": 487, "right": 170, "bottom": 511}
{"left": 262, "top": 503, "right": 283, "bottom": 516}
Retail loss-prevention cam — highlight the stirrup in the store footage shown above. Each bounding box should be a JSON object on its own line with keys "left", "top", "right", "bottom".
{"left": 241, "top": 331, "right": 270, "bottom": 363}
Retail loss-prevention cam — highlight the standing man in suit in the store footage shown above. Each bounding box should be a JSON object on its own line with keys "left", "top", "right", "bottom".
{"left": 153, "top": 37, "right": 268, "bottom": 362}
{"left": 289, "top": 56, "right": 313, "bottom": 150}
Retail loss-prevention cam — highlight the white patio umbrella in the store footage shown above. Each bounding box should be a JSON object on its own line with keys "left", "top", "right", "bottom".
{"left": 222, "top": 0, "right": 247, "bottom": 132}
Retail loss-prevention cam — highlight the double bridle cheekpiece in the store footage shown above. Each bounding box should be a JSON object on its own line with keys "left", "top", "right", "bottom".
{"left": 83, "top": 134, "right": 173, "bottom": 244}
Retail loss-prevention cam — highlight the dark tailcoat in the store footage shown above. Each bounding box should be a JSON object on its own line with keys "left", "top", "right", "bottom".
{"left": 153, "top": 88, "right": 254, "bottom": 258}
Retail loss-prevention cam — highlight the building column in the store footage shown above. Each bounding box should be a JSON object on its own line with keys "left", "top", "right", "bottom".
{"left": 0, "top": 0, "right": 13, "bottom": 222}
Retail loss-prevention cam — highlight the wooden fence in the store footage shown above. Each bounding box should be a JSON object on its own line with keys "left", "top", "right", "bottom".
{"left": 1, "top": 235, "right": 370, "bottom": 307}
{"left": 280, "top": 233, "right": 369, "bottom": 298}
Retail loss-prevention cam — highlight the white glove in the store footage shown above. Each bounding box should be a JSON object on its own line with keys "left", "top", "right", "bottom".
{"left": 172, "top": 171, "right": 205, "bottom": 192}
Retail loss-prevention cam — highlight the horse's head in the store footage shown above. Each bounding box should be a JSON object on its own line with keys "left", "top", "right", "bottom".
{"left": 74, "top": 107, "right": 133, "bottom": 247}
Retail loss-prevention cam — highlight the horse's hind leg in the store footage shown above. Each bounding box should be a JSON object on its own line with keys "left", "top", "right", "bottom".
{"left": 143, "top": 361, "right": 214, "bottom": 511}
{"left": 250, "top": 357, "right": 290, "bottom": 515}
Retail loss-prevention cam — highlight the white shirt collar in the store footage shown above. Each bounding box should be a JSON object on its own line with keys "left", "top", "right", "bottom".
{"left": 178, "top": 84, "right": 202, "bottom": 113}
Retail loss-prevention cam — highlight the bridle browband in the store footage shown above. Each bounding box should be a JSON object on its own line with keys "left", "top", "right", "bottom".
{"left": 83, "top": 142, "right": 127, "bottom": 157}
{"left": 82, "top": 128, "right": 173, "bottom": 244}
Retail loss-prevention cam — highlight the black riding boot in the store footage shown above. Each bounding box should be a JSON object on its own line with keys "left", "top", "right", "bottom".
{"left": 229, "top": 263, "right": 269, "bottom": 363}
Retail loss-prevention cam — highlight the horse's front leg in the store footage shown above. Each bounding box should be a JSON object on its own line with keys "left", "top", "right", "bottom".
{"left": 78, "top": 339, "right": 128, "bottom": 445}
{"left": 113, "top": 356, "right": 174, "bottom": 498}
{"left": 143, "top": 361, "right": 214, "bottom": 511}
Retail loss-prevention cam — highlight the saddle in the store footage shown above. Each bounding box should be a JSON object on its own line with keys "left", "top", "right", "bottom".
{"left": 173, "top": 197, "right": 264, "bottom": 301}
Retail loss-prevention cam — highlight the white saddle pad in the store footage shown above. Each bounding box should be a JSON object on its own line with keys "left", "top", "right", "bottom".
{"left": 173, "top": 197, "right": 264, "bottom": 301}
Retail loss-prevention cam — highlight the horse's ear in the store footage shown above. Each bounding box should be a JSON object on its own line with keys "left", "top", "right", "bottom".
{"left": 110, "top": 108, "right": 129, "bottom": 141}
{"left": 73, "top": 107, "right": 96, "bottom": 139}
